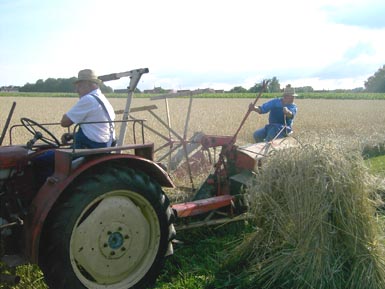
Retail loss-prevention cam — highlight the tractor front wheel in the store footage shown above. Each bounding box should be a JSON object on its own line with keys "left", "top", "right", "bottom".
{"left": 39, "top": 164, "right": 175, "bottom": 289}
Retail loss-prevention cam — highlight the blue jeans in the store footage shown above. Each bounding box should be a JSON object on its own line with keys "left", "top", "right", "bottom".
{"left": 33, "top": 150, "right": 55, "bottom": 187}
{"left": 253, "top": 124, "right": 289, "bottom": 143}
{"left": 74, "top": 128, "right": 108, "bottom": 149}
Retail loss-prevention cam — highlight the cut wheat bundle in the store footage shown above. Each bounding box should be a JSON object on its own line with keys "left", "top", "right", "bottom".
{"left": 222, "top": 143, "right": 385, "bottom": 289}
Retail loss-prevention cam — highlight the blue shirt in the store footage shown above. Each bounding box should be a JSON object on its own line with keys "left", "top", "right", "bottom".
{"left": 260, "top": 98, "right": 297, "bottom": 129}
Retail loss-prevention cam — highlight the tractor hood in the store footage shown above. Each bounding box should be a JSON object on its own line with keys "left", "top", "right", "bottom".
{"left": 0, "top": 146, "right": 29, "bottom": 169}
{"left": 0, "top": 145, "right": 29, "bottom": 179}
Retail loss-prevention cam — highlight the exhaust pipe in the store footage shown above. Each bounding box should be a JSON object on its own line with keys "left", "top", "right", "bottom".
{"left": 0, "top": 273, "right": 21, "bottom": 285}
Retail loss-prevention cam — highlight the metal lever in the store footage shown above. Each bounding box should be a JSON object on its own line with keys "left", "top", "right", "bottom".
{"left": 98, "top": 68, "right": 149, "bottom": 82}
{"left": 96, "top": 68, "right": 150, "bottom": 147}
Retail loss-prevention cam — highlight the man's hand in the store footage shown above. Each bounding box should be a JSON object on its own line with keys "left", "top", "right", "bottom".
{"left": 283, "top": 107, "right": 292, "bottom": 117}
{"left": 60, "top": 114, "right": 73, "bottom": 127}
{"left": 61, "top": 132, "right": 73, "bottom": 144}
{"left": 249, "top": 103, "right": 261, "bottom": 113}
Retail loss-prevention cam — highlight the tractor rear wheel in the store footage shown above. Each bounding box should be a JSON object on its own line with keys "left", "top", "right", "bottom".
{"left": 39, "top": 164, "right": 175, "bottom": 289}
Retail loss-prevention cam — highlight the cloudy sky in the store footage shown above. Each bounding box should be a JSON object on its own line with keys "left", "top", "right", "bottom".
{"left": 1, "top": 0, "right": 385, "bottom": 91}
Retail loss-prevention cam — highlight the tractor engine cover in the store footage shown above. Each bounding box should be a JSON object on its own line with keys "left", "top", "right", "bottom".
{"left": 0, "top": 146, "right": 28, "bottom": 179}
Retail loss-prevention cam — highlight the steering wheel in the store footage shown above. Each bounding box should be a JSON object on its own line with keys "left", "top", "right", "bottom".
{"left": 21, "top": 117, "right": 61, "bottom": 148}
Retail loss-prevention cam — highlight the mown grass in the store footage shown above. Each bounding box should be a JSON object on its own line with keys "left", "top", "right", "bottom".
{"left": 367, "top": 155, "right": 385, "bottom": 176}
{"left": 154, "top": 222, "right": 254, "bottom": 289}
{"left": 0, "top": 264, "right": 47, "bottom": 289}
{"left": 363, "top": 142, "right": 385, "bottom": 175}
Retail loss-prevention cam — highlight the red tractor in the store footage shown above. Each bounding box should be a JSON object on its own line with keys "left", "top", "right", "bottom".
{"left": 0, "top": 69, "right": 297, "bottom": 288}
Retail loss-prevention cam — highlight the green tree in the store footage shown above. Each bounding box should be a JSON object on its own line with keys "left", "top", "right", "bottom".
{"left": 229, "top": 86, "right": 247, "bottom": 93}
{"left": 365, "top": 65, "right": 385, "bottom": 92}
{"left": 100, "top": 83, "right": 113, "bottom": 93}
{"left": 249, "top": 78, "right": 278, "bottom": 93}
{"left": 268, "top": 77, "right": 280, "bottom": 92}
{"left": 35, "top": 79, "right": 44, "bottom": 92}
{"left": 19, "top": 77, "right": 113, "bottom": 93}
{"left": 44, "top": 78, "right": 59, "bottom": 92}
{"left": 296, "top": 86, "right": 314, "bottom": 93}
{"left": 248, "top": 82, "right": 263, "bottom": 93}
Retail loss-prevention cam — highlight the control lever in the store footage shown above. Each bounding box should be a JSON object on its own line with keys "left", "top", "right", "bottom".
{"left": 26, "top": 132, "right": 43, "bottom": 149}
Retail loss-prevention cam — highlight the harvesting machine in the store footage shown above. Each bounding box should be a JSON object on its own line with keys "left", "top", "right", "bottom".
{"left": 0, "top": 68, "right": 297, "bottom": 288}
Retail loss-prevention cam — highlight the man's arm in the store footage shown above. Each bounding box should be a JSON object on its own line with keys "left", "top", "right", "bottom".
{"left": 61, "top": 114, "right": 73, "bottom": 127}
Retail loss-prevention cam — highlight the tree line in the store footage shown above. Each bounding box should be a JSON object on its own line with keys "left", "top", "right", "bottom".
{"left": 232, "top": 65, "right": 385, "bottom": 93}
{"left": 18, "top": 77, "right": 113, "bottom": 93}
{"left": 364, "top": 65, "right": 385, "bottom": 92}
{"left": 228, "top": 77, "right": 316, "bottom": 93}
{"left": 11, "top": 65, "right": 385, "bottom": 93}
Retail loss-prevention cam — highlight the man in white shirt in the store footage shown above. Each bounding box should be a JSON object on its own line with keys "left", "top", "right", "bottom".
{"left": 61, "top": 69, "right": 116, "bottom": 148}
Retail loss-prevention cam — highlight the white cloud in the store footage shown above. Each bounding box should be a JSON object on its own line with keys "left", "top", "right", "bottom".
{"left": 1, "top": 0, "right": 385, "bottom": 91}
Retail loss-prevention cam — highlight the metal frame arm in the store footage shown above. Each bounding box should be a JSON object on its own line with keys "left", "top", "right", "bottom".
{"left": 98, "top": 68, "right": 150, "bottom": 146}
{"left": 98, "top": 68, "right": 149, "bottom": 82}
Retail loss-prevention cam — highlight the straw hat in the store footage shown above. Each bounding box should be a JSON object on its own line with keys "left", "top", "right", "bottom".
{"left": 283, "top": 85, "right": 297, "bottom": 96}
{"left": 75, "top": 69, "right": 101, "bottom": 84}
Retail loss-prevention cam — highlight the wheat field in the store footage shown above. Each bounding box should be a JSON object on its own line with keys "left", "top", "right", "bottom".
{"left": 1, "top": 97, "right": 384, "bottom": 149}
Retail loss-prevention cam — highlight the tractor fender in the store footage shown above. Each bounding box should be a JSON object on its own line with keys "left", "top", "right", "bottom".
{"left": 25, "top": 153, "right": 174, "bottom": 264}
